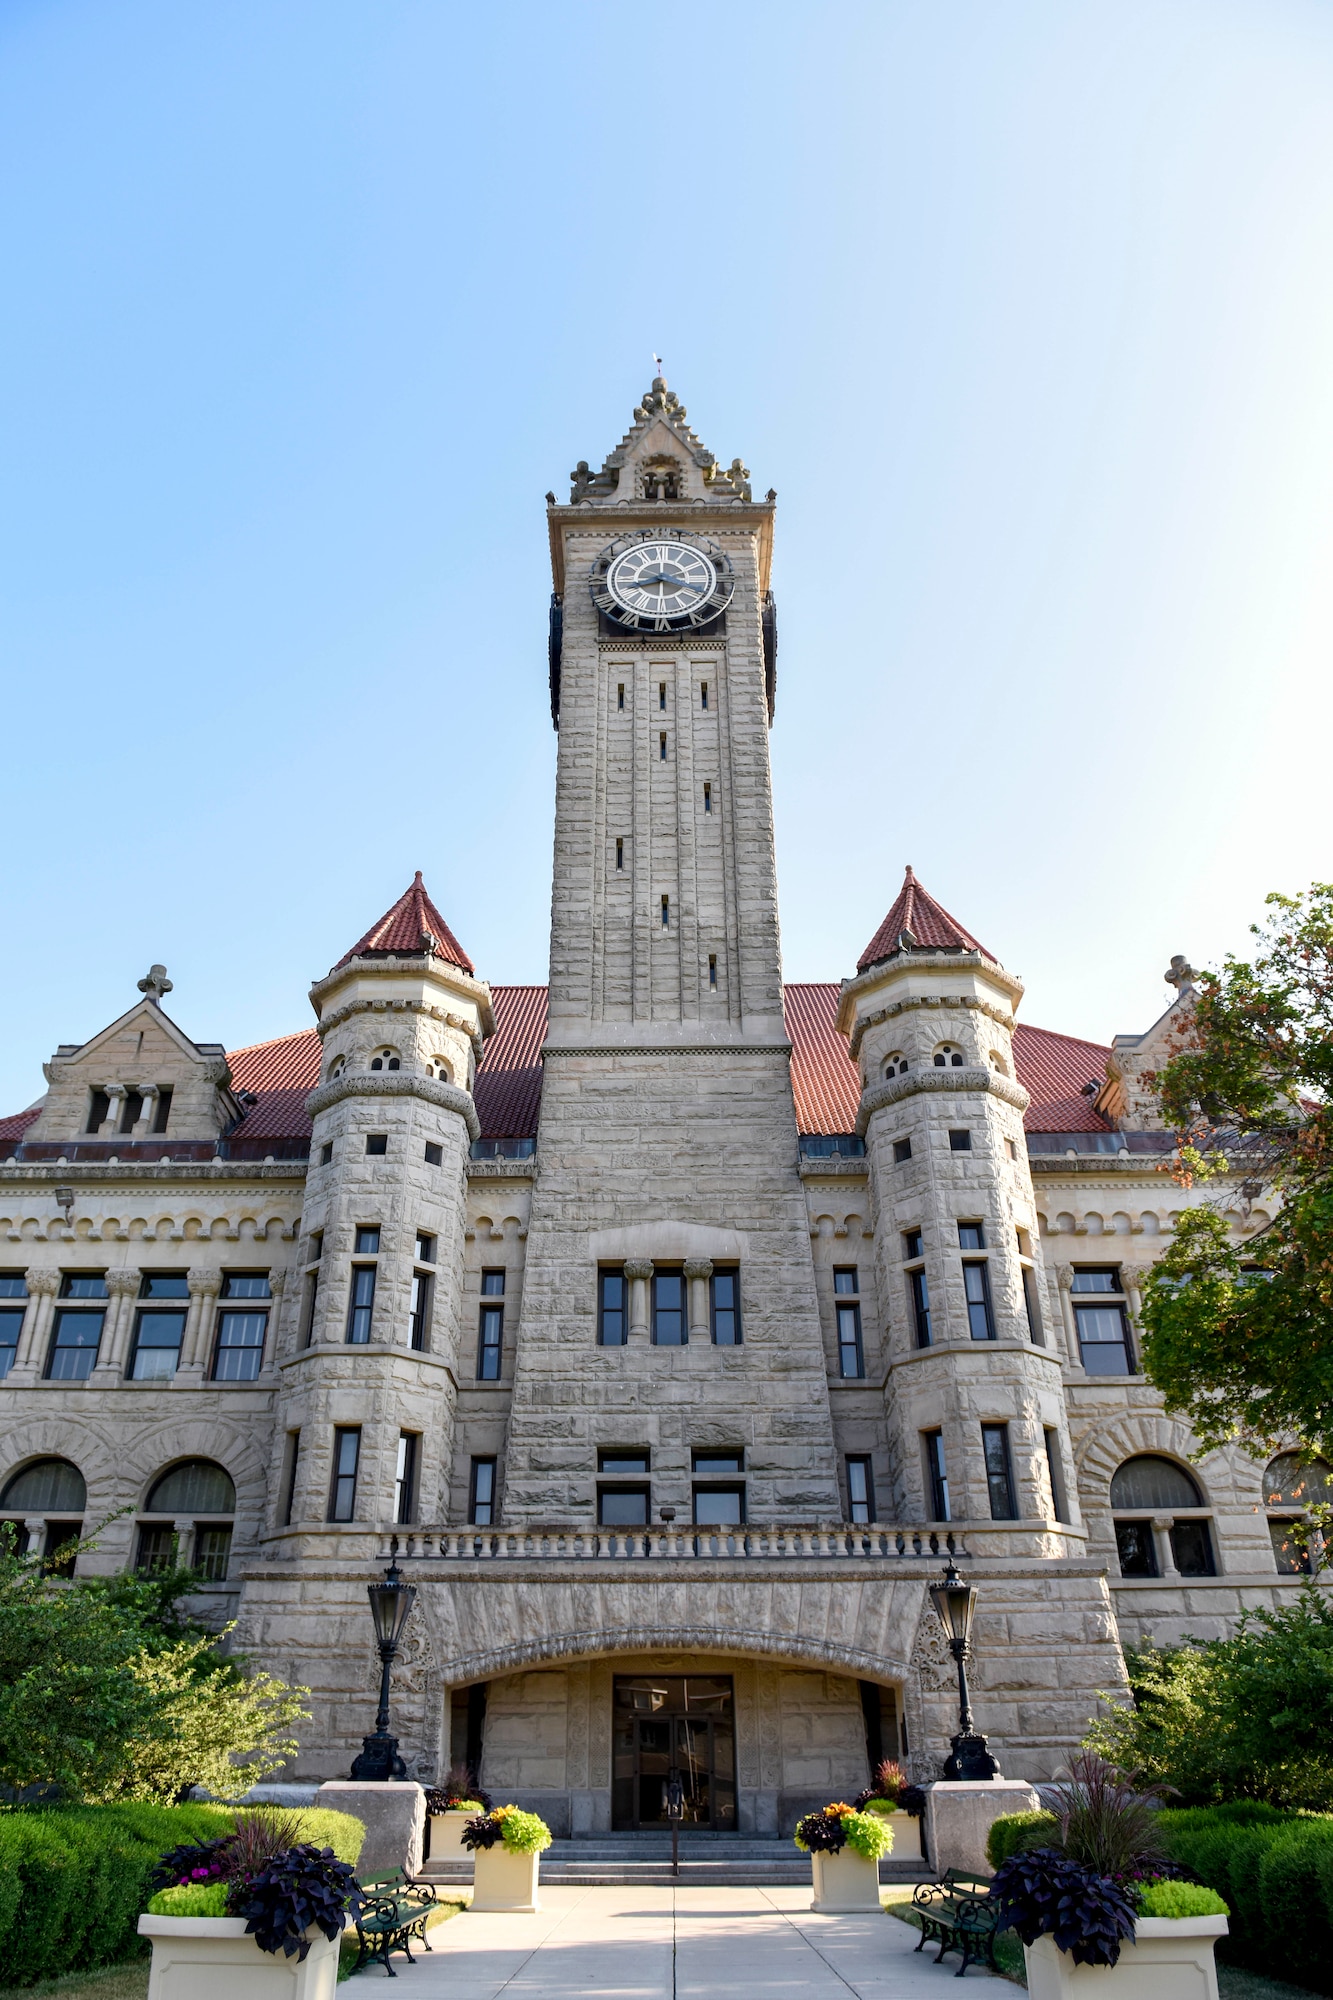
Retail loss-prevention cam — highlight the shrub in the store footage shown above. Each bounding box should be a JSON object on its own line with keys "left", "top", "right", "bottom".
{"left": 146, "top": 1881, "right": 229, "bottom": 1916}
{"left": 989, "top": 1848, "right": 1137, "bottom": 1968}
{"left": 1138, "top": 1880, "right": 1228, "bottom": 1920}
{"left": 1159, "top": 1803, "right": 1333, "bottom": 1987}
{"left": 287, "top": 1807, "right": 364, "bottom": 1866}
{"left": 987, "top": 1810, "right": 1059, "bottom": 1869}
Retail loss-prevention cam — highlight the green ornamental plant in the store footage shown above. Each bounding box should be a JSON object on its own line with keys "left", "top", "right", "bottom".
{"left": 147, "top": 1881, "right": 230, "bottom": 1916}
{"left": 462, "top": 1805, "right": 552, "bottom": 1854}
{"left": 792, "top": 1802, "right": 893, "bottom": 1860}
{"left": 1138, "top": 1880, "right": 1228, "bottom": 1920}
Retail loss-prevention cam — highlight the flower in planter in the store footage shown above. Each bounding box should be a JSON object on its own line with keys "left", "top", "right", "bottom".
{"left": 989, "top": 1848, "right": 1137, "bottom": 1968}
{"left": 852, "top": 1758, "right": 909, "bottom": 1813}
{"left": 426, "top": 1763, "right": 495, "bottom": 1814}
{"left": 461, "top": 1805, "right": 553, "bottom": 1855}
{"left": 793, "top": 1802, "right": 894, "bottom": 1861}
{"left": 228, "top": 1844, "right": 364, "bottom": 1961}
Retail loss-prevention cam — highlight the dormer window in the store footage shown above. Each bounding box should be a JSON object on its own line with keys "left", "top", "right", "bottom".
{"left": 934, "top": 1044, "right": 965, "bottom": 1068}
{"left": 86, "top": 1090, "right": 110, "bottom": 1133}
{"left": 151, "top": 1087, "right": 172, "bottom": 1134}
{"left": 370, "top": 1049, "right": 401, "bottom": 1072}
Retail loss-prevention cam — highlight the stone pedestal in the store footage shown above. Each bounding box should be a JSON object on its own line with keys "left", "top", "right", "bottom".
{"left": 315, "top": 1780, "right": 424, "bottom": 1876}
{"left": 924, "top": 1779, "right": 1040, "bottom": 1876}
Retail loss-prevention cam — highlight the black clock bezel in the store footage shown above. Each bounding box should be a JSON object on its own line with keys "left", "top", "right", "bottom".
{"left": 589, "top": 529, "right": 736, "bottom": 634}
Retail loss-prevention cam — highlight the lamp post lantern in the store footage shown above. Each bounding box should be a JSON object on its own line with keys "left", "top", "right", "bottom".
{"left": 349, "top": 1544, "right": 418, "bottom": 1781}
{"left": 928, "top": 1560, "right": 1001, "bottom": 1782}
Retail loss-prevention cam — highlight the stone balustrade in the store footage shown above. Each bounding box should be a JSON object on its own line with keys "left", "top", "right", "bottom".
{"left": 377, "top": 1523, "right": 965, "bottom": 1563}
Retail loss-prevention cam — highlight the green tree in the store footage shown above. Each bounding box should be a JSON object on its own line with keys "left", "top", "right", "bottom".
{"left": 1138, "top": 883, "right": 1333, "bottom": 1457}
{"left": 95, "top": 1636, "right": 309, "bottom": 1804}
{"left": 1088, "top": 1584, "right": 1333, "bottom": 1810}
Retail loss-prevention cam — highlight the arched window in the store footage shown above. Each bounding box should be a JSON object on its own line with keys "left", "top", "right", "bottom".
{"left": 883, "top": 1052, "right": 909, "bottom": 1079}
{"left": 369, "top": 1048, "right": 401, "bottom": 1072}
{"left": 140, "top": 1458, "right": 236, "bottom": 1582}
{"left": 327, "top": 1055, "right": 346, "bottom": 1080}
{"left": 1110, "top": 1454, "right": 1213, "bottom": 1579}
{"left": 426, "top": 1057, "right": 452, "bottom": 1084}
{"left": 933, "top": 1043, "right": 965, "bottom": 1068}
{"left": 1264, "top": 1453, "right": 1333, "bottom": 1574}
{"left": 0, "top": 1457, "right": 86, "bottom": 1572}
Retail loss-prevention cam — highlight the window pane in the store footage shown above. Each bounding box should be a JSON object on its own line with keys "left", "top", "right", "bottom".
{"left": 1270, "top": 1518, "right": 1311, "bottom": 1575}
{"left": 394, "top": 1434, "right": 418, "bottom": 1525}
{"left": 194, "top": 1526, "right": 233, "bottom": 1581}
{"left": 48, "top": 1310, "right": 103, "bottom": 1380}
{"left": 711, "top": 1269, "right": 741, "bottom": 1345}
{"left": 837, "top": 1303, "right": 863, "bottom": 1377}
{"left": 471, "top": 1458, "right": 496, "bottom": 1525}
{"left": 1114, "top": 1519, "right": 1158, "bottom": 1577}
{"left": 694, "top": 1487, "right": 744, "bottom": 1526}
{"left": 136, "top": 1524, "right": 178, "bottom": 1574}
{"left": 693, "top": 1451, "right": 743, "bottom": 1475}
{"left": 982, "top": 1426, "right": 1017, "bottom": 1520}
{"left": 925, "top": 1432, "right": 950, "bottom": 1522}
{"left": 1, "top": 1458, "right": 86, "bottom": 1511}
{"left": 0, "top": 1274, "right": 28, "bottom": 1299}
{"left": 1071, "top": 1268, "right": 1121, "bottom": 1294}
{"left": 148, "top": 1459, "right": 236, "bottom": 1513}
{"left": 1076, "top": 1305, "right": 1132, "bottom": 1374}
{"left": 1022, "top": 1266, "right": 1043, "bottom": 1343}
{"left": 910, "top": 1269, "right": 932, "bottom": 1347}
{"left": 598, "top": 1269, "right": 626, "bottom": 1346}
{"left": 903, "top": 1231, "right": 923, "bottom": 1261}
{"left": 958, "top": 1223, "right": 985, "bottom": 1251}
{"left": 221, "top": 1273, "right": 270, "bottom": 1299}
{"left": 0, "top": 1307, "right": 24, "bottom": 1378}
{"left": 1263, "top": 1453, "right": 1333, "bottom": 1507}
{"left": 847, "top": 1456, "right": 874, "bottom": 1524}
{"left": 1109, "top": 1455, "right": 1202, "bottom": 1510}
{"left": 653, "top": 1271, "right": 685, "bottom": 1345}
{"left": 213, "top": 1311, "right": 266, "bottom": 1381}
{"left": 600, "top": 1451, "right": 650, "bottom": 1474}
{"left": 1170, "top": 1519, "right": 1215, "bottom": 1577}
{"left": 130, "top": 1310, "right": 186, "bottom": 1380}
{"left": 347, "top": 1266, "right": 376, "bottom": 1344}
{"left": 481, "top": 1270, "right": 505, "bottom": 1297}
{"left": 330, "top": 1430, "right": 360, "bottom": 1522}
{"left": 478, "top": 1305, "right": 503, "bottom": 1379}
{"left": 964, "top": 1263, "right": 994, "bottom": 1340}
{"left": 833, "top": 1268, "right": 858, "bottom": 1296}
{"left": 140, "top": 1273, "right": 189, "bottom": 1299}
{"left": 61, "top": 1274, "right": 107, "bottom": 1299}
{"left": 599, "top": 1486, "right": 648, "bottom": 1527}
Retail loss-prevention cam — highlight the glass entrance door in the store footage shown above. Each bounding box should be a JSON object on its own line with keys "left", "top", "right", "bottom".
{"left": 612, "top": 1675, "right": 736, "bottom": 1830}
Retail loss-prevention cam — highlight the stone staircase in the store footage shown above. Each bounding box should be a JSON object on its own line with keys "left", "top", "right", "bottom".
{"left": 421, "top": 1829, "right": 932, "bottom": 1889}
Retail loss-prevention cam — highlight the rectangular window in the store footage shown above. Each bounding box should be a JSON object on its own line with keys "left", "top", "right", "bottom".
{"left": 282, "top": 1430, "right": 301, "bottom": 1526}
{"left": 963, "top": 1261, "right": 996, "bottom": 1340}
{"left": 222, "top": 1272, "right": 271, "bottom": 1299}
{"left": 652, "top": 1268, "right": 685, "bottom": 1345}
{"left": 424, "top": 1141, "right": 442, "bottom": 1166}
{"left": 1270, "top": 1519, "right": 1311, "bottom": 1575}
{"left": 212, "top": 1308, "right": 267, "bottom": 1380}
{"left": 477, "top": 1272, "right": 504, "bottom": 1378}
{"left": 1071, "top": 1267, "right": 1121, "bottom": 1292}
{"left": 599, "top": 1448, "right": 650, "bottom": 1474}
{"left": 847, "top": 1454, "right": 875, "bottom": 1524}
{"left": 320, "top": 1142, "right": 333, "bottom": 1166}
{"left": 693, "top": 1449, "right": 743, "bottom": 1477}
{"left": 701, "top": 681, "right": 708, "bottom": 709}
{"left": 616, "top": 837, "right": 624, "bottom": 870}
{"left": 301, "top": 1266, "right": 319, "bottom": 1346}
{"left": 598, "top": 1267, "right": 626, "bottom": 1346}
{"left": 394, "top": 1432, "right": 419, "bottom": 1525}
{"left": 0, "top": 1274, "right": 28, "bottom": 1381}
{"left": 151, "top": 1087, "right": 173, "bottom": 1134}
{"left": 617, "top": 683, "right": 625, "bottom": 709}
{"left": 416, "top": 1232, "right": 435, "bottom": 1264}
{"left": 1006, "top": 1138, "right": 1018, "bottom": 1160}
{"left": 598, "top": 1484, "right": 649, "bottom": 1527}
{"left": 470, "top": 1456, "right": 497, "bottom": 1525}
{"left": 703, "top": 783, "right": 711, "bottom": 813}
{"left": 1171, "top": 1519, "right": 1215, "bottom": 1577}
{"left": 924, "top": 1430, "right": 950, "bottom": 1521}
{"left": 409, "top": 1269, "right": 432, "bottom": 1351}
{"left": 659, "top": 733, "right": 667, "bottom": 759}
{"left": 661, "top": 895, "right": 670, "bottom": 927}
{"left": 710, "top": 1268, "right": 741, "bottom": 1345}
{"left": 958, "top": 1221, "right": 985, "bottom": 1251}
{"left": 136, "top": 1524, "right": 178, "bottom": 1574}
{"left": 893, "top": 1137, "right": 912, "bottom": 1163}
{"left": 328, "top": 1428, "right": 361, "bottom": 1523}
{"left": 694, "top": 1485, "right": 745, "bottom": 1526}
{"left": 1115, "top": 1520, "right": 1158, "bottom": 1577}
{"left": 708, "top": 954, "right": 717, "bottom": 986}
{"left": 346, "top": 1265, "right": 377, "bottom": 1345}
{"left": 659, "top": 681, "right": 666, "bottom": 710}
{"left": 138, "top": 1272, "right": 187, "bottom": 1304}
{"left": 366, "top": 1133, "right": 388, "bottom": 1156}
{"left": 194, "top": 1525, "right": 232, "bottom": 1582}
{"left": 129, "top": 1308, "right": 186, "bottom": 1381}
{"left": 1073, "top": 1270, "right": 1134, "bottom": 1373}
{"left": 61, "top": 1272, "right": 108, "bottom": 1299}
{"left": 982, "top": 1424, "right": 1018, "bottom": 1520}
{"left": 119, "top": 1089, "right": 144, "bottom": 1133}
{"left": 86, "top": 1089, "right": 110, "bottom": 1133}
{"left": 903, "top": 1231, "right": 923, "bottom": 1262}
{"left": 909, "top": 1268, "right": 932, "bottom": 1348}
{"left": 949, "top": 1129, "right": 972, "bottom": 1152}
{"left": 1044, "top": 1429, "right": 1068, "bottom": 1522}
{"left": 47, "top": 1308, "right": 104, "bottom": 1380}
{"left": 1022, "top": 1264, "right": 1043, "bottom": 1343}
{"left": 836, "top": 1300, "right": 864, "bottom": 1378}
{"left": 834, "top": 1266, "right": 858, "bottom": 1296}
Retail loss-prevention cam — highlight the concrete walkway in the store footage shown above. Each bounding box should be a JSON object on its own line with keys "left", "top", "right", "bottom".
{"left": 405, "top": 1885, "right": 989, "bottom": 1996}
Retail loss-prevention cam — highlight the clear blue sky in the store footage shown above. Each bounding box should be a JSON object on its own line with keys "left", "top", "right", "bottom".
{"left": 3, "top": 0, "right": 1331, "bottom": 1112}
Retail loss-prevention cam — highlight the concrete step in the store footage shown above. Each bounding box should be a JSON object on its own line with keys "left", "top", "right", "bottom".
{"left": 420, "top": 1841, "right": 932, "bottom": 1889}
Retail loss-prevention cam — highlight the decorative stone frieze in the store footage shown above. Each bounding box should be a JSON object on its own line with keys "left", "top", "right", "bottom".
{"left": 304, "top": 1072, "right": 480, "bottom": 1142}
{"left": 856, "top": 1065, "right": 1030, "bottom": 1132}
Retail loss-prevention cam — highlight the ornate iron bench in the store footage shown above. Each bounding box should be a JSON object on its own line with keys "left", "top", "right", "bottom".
{"left": 350, "top": 1869, "right": 442, "bottom": 1977}
{"left": 910, "top": 1868, "right": 1001, "bottom": 1977}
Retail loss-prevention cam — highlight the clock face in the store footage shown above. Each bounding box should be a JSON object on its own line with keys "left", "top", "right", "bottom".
{"left": 591, "top": 534, "right": 735, "bottom": 631}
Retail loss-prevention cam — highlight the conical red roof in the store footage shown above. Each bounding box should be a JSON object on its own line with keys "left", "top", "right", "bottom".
{"left": 334, "top": 873, "right": 474, "bottom": 975}
{"left": 857, "top": 866, "right": 991, "bottom": 973}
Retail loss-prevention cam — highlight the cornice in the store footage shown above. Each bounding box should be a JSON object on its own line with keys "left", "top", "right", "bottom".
{"left": 846, "top": 992, "right": 1017, "bottom": 1063}
{"left": 799, "top": 1157, "right": 869, "bottom": 1179}
{"left": 466, "top": 1158, "right": 536, "bottom": 1182}
{"left": 0, "top": 1161, "right": 307, "bottom": 1187}
{"left": 315, "top": 995, "right": 487, "bottom": 1061}
{"left": 836, "top": 952, "right": 1024, "bottom": 1037}
{"left": 305, "top": 1072, "right": 480, "bottom": 1142}
{"left": 307, "top": 957, "right": 494, "bottom": 1036}
{"left": 542, "top": 1043, "right": 790, "bottom": 1060}
{"left": 857, "top": 1065, "right": 1030, "bottom": 1134}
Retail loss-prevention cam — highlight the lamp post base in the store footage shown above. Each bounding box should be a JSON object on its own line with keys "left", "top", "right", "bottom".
{"left": 350, "top": 1731, "right": 407, "bottom": 1781}
{"left": 943, "top": 1730, "right": 1001, "bottom": 1781}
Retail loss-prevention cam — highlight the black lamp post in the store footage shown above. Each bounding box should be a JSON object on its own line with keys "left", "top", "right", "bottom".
{"left": 349, "top": 1545, "right": 418, "bottom": 1781}
{"left": 928, "top": 1560, "right": 1001, "bottom": 1782}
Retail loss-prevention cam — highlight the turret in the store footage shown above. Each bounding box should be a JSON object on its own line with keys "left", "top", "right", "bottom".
{"left": 837, "top": 868, "right": 1081, "bottom": 1553}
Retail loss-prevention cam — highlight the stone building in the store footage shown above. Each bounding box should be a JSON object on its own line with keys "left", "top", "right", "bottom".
{"left": 0, "top": 378, "right": 1318, "bottom": 1838}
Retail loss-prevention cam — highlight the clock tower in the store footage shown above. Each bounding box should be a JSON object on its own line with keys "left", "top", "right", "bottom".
{"left": 499, "top": 376, "right": 841, "bottom": 1522}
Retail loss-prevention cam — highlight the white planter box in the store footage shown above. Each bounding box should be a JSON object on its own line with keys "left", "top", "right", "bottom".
{"left": 810, "top": 1846, "right": 882, "bottom": 1913}
{"left": 138, "top": 1915, "right": 339, "bottom": 2000}
{"left": 428, "top": 1809, "right": 476, "bottom": 1858}
{"left": 1024, "top": 1915, "right": 1228, "bottom": 2000}
{"left": 469, "top": 1843, "right": 541, "bottom": 1912}
{"left": 865, "top": 1807, "right": 918, "bottom": 1858}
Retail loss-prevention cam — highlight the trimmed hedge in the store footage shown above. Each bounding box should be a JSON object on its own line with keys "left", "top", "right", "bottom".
{"left": 0, "top": 1802, "right": 365, "bottom": 1988}
{"left": 1159, "top": 1804, "right": 1333, "bottom": 1993}
{"left": 986, "top": 1809, "right": 1058, "bottom": 1869}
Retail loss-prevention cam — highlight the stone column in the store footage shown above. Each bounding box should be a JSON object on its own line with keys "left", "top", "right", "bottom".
{"left": 9, "top": 1268, "right": 60, "bottom": 1384}
{"left": 683, "top": 1259, "right": 713, "bottom": 1339}
{"left": 98, "top": 1085, "right": 126, "bottom": 1137}
{"left": 176, "top": 1270, "right": 221, "bottom": 1382}
{"left": 259, "top": 1269, "right": 286, "bottom": 1378}
{"left": 1055, "top": 1265, "right": 1081, "bottom": 1368}
{"left": 91, "top": 1270, "right": 141, "bottom": 1383}
{"left": 133, "top": 1085, "right": 159, "bottom": 1138}
{"left": 624, "top": 1260, "right": 653, "bottom": 1342}
{"left": 22, "top": 1517, "right": 46, "bottom": 1560}
{"left": 1152, "top": 1515, "right": 1180, "bottom": 1578}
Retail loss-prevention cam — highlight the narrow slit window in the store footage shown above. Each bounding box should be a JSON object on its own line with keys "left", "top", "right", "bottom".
{"left": 924, "top": 1430, "right": 950, "bottom": 1522}
{"left": 470, "top": 1456, "right": 497, "bottom": 1525}
{"left": 281, "top": 1429, "right": 301, "bottom": 1526}
{"left": 328, "top": 1427, "right": 361, "bottom": 1523}
{"left": 847, "top": 1455, "right": 875, "bottom": 1524}
{"left": 659, "top": 682, "right": 666, "bottom": 710}
{"left": 394, "top": 1432, "right": 419, "bottom": 1525}
{"left": 616, "top": 838, "right": 624, "bottom": 870}
{"left": 151, "top": 1087, "right": 173, "bottom": 1134}
{"left": 661, "top": 896, "right": 670, "bottom": 927}
{"left": 659, "top": 733, "right": 667, "bottom": 760}
{"left": 617, "top": 683, "right": 625, "bottom": 710}
{"left": 703, "top": 783, "right": 711, "bottom": 813}
{"left": 982, "top": 1423, "right": 1019, "bottom": 1520}
{"left": 700, "top": 682, "right": 708, "bottom": 709}
{"left": 708, "top": 954, "right": 717, "bottom": 988}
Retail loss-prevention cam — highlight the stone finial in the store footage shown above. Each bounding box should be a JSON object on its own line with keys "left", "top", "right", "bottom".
{"left": 1164, "top": 955, "right": 1197, "bottom": 999}
{"left": 727, "top": 457, "right": 752, "bottom": 502}
{"left": 138, "top": 964, "right": 173, "bottom": 1004}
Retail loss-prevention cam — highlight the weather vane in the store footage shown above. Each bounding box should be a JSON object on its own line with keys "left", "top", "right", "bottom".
{"left": 653, "top": 352, "right": 664, "bottom": 376}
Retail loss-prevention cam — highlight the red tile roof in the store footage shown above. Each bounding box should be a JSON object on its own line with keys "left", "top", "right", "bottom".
{"left": 0, "top": 1106, "right": 41, "bottom": 1143}
{"left": 335, "top": 872, "right": 473, "bottom": 975}
{"left": 472, "top": 985, "right": 547, "bottom": 1139}
{"left": 857, "top": 866, "right": 991, "bottom": 973}
{"left": 1012, "top": 1022, "right": 1113, "bottom": 1133}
